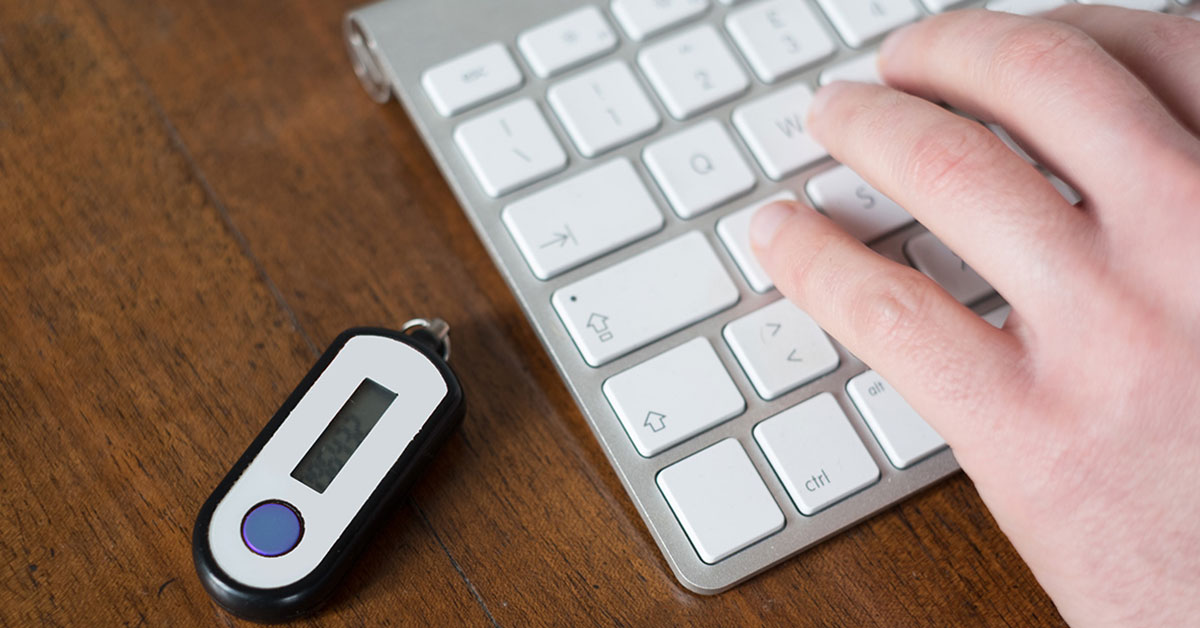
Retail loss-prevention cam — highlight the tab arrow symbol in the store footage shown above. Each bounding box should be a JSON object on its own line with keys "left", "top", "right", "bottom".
{"left": 786, "top": 349, "right": 804, "bottom": 362}
{"left": 539, "top": 224, "right": 577, "bottom": 249}
{"left": 644, "top": 411, "right": 667, "bottom": 433}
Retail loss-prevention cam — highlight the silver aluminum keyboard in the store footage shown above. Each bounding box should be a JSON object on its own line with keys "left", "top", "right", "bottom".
{"left": 343, "top": 0, "right": 1193, "bottom": 593}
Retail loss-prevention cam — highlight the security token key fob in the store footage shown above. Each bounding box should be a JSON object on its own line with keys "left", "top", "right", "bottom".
{"left": 192, "top": 321, "right": 464, "bottom": 622}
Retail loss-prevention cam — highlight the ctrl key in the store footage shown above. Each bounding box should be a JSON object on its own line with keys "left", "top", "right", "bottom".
{"left": 657, "top": 439, "right": 784, "bottom": 564}
{"left": 754, "top": 393, "right": 880, "bottom": 516}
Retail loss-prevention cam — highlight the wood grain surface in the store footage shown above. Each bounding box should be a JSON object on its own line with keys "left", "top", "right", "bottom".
{"left": 0, "top": 1, "right": 1065, "bottom": 625}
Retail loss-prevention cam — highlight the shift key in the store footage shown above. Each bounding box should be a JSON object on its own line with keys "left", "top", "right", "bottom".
{"left": 552, "top": 232, "right": 740, "bottom": 367}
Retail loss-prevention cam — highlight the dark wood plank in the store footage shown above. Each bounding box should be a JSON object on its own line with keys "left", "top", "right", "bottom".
{"left": 2, "top": 0, "right": 1067, "bottom": 624}
{"left": 0, "top": 2, "right": 488, "bottom": 626}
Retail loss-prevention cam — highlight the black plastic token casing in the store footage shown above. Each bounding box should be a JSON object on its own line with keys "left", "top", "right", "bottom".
{"left": 191, "top": 327, "right": 465, "bottom": 622}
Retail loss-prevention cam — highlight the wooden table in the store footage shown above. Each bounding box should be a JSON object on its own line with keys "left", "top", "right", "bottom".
{"left": 0, "top": 1, "right": 1064, "bottom": 625}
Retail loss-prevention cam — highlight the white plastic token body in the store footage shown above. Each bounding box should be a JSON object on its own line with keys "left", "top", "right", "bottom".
{"left": 207, "top": 334, "right": 450, "bottom": 590}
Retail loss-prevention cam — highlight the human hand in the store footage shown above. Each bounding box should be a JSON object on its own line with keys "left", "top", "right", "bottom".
{"left": 749, "top": 7, "right": 1200, "bottom": 627}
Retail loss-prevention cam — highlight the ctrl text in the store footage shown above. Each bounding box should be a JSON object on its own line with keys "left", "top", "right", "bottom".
{"left": 804, "top": 468, "right": 830, "bottom": 493}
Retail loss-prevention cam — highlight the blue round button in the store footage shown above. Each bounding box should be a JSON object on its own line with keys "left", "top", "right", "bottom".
{"left": 242, "top": 501, "right": 303, "bottom": 557}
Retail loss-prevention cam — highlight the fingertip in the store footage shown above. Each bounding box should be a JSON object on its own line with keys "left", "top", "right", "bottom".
{"left": 878, "top": 22, "right": 916, "bottom": 72}
{"left": 807, "top": 81, "right": 850, "bottom": 130}
{"left": 750, "top": 201, "right": 798, "bottom": 249}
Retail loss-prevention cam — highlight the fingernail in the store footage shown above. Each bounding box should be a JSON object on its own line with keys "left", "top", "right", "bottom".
{"left": 879, "top": 22, "right": 915, "bottom": 62}
{"left": 808, "top": 80, "right": 847, "bottom": 124}
{"left": 750, "top": 201, "right": 795, "bottom": 248}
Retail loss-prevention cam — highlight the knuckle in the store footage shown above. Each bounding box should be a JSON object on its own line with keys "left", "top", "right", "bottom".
{"left": 991, "top": 22, "right": 1098, "bottom": 82}
{"left": 847, "top": 268, "right": 938, "bottom": 350}
{"left": 779, "top": 226, "right": 844, "bottom": 304}
{"left": 904, "top": 120, "right": 1002, "bottom": 197}
{"left": 1141, "top": 18, "right": 1200, "bottom": 66}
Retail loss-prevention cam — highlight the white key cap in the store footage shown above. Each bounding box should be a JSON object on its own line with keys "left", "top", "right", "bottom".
{"left": 814, "top": 0, "right": 920, "bottom": 48}
{"left": 847, "top": 371, "right": 946, "bottom": 469}
{"left": 732, "top": 84, "right": 828, "bottom": 180}
{"left": 985, "top": 0, "right": 1069, "bottom": 15}
{"left": 716, "top": 191, "right": 797, "bottom": 293}
{"left": 921, "top": 0, "right": 971, "bottom": 11}
{"left": 421, "top": 43, "right": 524, "bottom": 117}
{"left": 643, "top": 120, "right": 757, "bottom": 219}
{"left": 754, "top": 393, "right": 880, "bottom": 514}
{"left": 724, "top": 299, "right": 840, "bottom": 400}
{"left": 604, "top": 338, "right": 746, "bottom": 457}
{"left": 638, "top": 25, "right": 751, "bottom": 120}
{"left": 904, "top": 232, "right": 994, "bottom": 304}
{"left": 611, "top": 0, "right": 710, "bottom": 41}
{"left": 518, "top": 7, "right": 620, "bottom": 78}
{"left": 548, "top": 61, "right": 661, "bottom": 157}
{"left": 818, "top": 52, "right": 883, "bottom": 85}
{"left": 725, "top": 0, "right": 838, "bottom": 83}
{"left": 454, "top": 99, "right": 568, "bottom": 197}
{"left": 1046, "top": 172, "right": 1082, "bottom": 205}
{"left": 657, "top": 439, "right": 784, "bottom": 564}
{"left": 1079, "top": 0, "right": 1168, "bottom": 10}
{"left": 552, "top": 232, "right": 739, "bottom": 366}
{"left": 502, "top": 159, "right": 664, "bottom": 279}
{"left": 983, "top": 304, "right": 1011, "bottom": 328}
{"left": 806, "top": 165, "right": 913, "bottom": 242}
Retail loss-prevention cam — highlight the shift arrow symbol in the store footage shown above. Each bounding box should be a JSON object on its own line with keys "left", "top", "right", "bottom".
{"left": 587, "top": 313, "right": 609, "bottom": 332}
{"left": 644, "top": 411, "right": 667, "bottom": 433}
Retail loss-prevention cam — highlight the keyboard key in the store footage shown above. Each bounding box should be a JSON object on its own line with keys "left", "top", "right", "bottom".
{"left": 638, "top": 25, "right": 751, "bottom": 120}
{"left": 725, "top": 0, "right": 837, "bottom": 83}
{"left": 611, "top": 0, "right": 710, "bottom": 41}
{"left": 552, "top": 232, "right": 740, "bottom": 366}
{"left": 920, "top": 0, "right": 971, "bottom": 11}
{"left": 805, "top": 165, "right": 913, "bottom": 242}
{"left": 904, "top": 232, "right": 994, "bottom": 304}
{"left": 814, "top": 0, "right": 920, "bottom": 48}
{"left": 421, "top": 42, "right": 524, "bottom": 117}
{"left": 517, "top": 7, "right": 620, "bottom": 78}
{"left": 985, "top": 0, "right": 1069, "bottom": 14}
{"left": 716, "top": 191, "right": 797, "bottom": 293}
{"left": 502, "top": 159, "right": 664, "bottom": 279}
{"left": 983, "top": 304, "right": 1011, "bottom": 328}
{"left": 847, "top": 371, "right": 946, "bottom": 469}
{"left": 643, "top": 120, "right": 756, "bottom": 219}
{"left": 1078, "top": 0, "right": 1168, "bottom": 10}
{"left": 603, "top": 338, "right": 746, "bottom": 457}
{"left": 818, "top": 52, "right": 882, "bottom": 85}
{"left": 732, "top": 83, "right": 828, "bottom": 180}
{"left": 453, "top": 99, "right": 568, "bottom": 197}
{"left": 548, "top": 61, "right": 661, "bottom": 157}
{"left": 724, "top": 299, "right": 840, "bottom": 400}
{"left": 754, "top": 393, "right": 880, "bottom": 514}
{"left": 1046, "top": 172, "right": 1081, "bottom": 206}
{"left": 657, "top": 439, "right": 785, "bottom": 563}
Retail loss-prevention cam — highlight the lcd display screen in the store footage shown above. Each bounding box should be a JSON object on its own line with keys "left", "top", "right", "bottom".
{"left": 291, "top": 378, "right": 398, "bottom": 493}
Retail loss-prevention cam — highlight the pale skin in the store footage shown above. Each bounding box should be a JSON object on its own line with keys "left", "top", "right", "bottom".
{"left": 749, "top": 6, "right": 1200, "bottom": 627}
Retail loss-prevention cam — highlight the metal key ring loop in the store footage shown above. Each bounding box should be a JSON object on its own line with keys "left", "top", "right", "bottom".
{"left": 402, "top": 318, "right": 451, "bottom": 362}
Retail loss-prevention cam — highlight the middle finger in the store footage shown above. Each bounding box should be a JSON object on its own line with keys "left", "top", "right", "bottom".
{"left": 806, "top": 81, "right": 1094, "bottom": 317}
{"left": 877, "top": 9, "right": 1200, "bottom": 218}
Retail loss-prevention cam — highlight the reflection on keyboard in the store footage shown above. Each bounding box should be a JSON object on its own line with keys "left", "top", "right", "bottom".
{"left": 350, "top": 0, "right": 1183, "bottom": 593}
